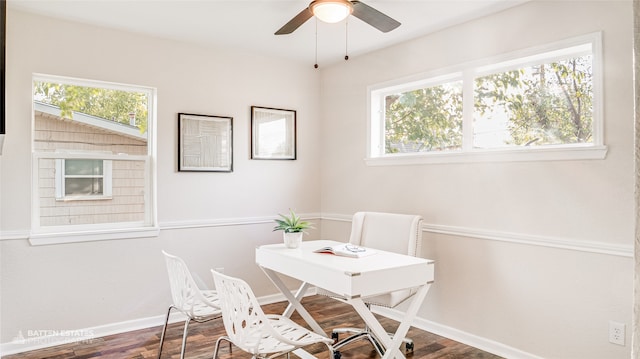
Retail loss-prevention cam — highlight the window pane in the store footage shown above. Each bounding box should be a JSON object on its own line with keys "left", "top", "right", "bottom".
{"left": 65, "top": 159, "right": 103, "bottom": 176}
{"left": 384, "top": 81, "right": 463, "bottom": 153}
{"left": 38, "top": 157, "right": 145, "bottom": 226}
{"left": 473, "top": 54, "right": 593, "bottom": 148}
{"left": 65, "top": 178, "right": 103, "bottom": 196}
{"left": 33, "top": 81, "right": 149, "bottom": 144}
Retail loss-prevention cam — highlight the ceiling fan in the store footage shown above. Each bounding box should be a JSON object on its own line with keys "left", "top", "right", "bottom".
{"left": 275, "top": 0, "right": 401, "bottom": 35}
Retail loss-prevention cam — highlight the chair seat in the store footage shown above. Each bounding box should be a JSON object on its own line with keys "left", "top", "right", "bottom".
{"left": 187, "top": 290, "right": 221, "bottom": 320}
{"left": 244, "top": 315, "right": 332, "bottom": 355}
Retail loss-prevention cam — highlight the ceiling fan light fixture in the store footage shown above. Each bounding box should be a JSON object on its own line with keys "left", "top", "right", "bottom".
{"left": 310, "top": 0, "right": 353, "bottom": 23}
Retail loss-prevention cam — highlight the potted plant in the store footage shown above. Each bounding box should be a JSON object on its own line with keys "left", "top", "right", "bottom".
{"left": 273, "top": 209, "right": 313, "bottom": 248}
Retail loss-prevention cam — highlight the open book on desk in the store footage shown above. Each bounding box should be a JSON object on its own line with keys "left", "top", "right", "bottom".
{"left": 313, "top": 244, "right": 376, "bottom": 258}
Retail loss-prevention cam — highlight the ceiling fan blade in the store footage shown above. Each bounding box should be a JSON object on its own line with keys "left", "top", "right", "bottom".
{"left": 351, "top": 0, "right": 401, "bottom": 33}
{"left": 275, "top": 7, "right": 313, "bottom": 35}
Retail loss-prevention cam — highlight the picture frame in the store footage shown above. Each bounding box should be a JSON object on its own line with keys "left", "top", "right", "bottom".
{"left": 251, "top": 106, "right": 296, "bottom": 160}
{"left": 178, "top": 113, "right": 233, "bottom": 172}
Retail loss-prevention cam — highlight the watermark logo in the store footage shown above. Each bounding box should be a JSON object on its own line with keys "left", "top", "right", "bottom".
{"left": 12, "top": 329, "right": 96, "bottom": 346}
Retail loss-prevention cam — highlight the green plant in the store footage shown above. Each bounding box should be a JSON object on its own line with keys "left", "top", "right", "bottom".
{"left": 273, "top": 209, "right": 313, "bottom": 233}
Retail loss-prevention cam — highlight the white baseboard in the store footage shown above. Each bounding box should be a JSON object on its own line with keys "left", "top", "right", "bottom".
{"left": 0, "top": 290, "right": 303, "bottom": 356}
{"left": 0, "top": 314, "right": 170, "bottom": 356}
{"left": 1, "top": 287, "right": 534, "bottom": 358}
{"left": 373, "top": 306, "right": 544, "bottom": 359}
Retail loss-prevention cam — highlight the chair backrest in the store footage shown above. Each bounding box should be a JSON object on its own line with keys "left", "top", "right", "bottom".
{"left": 211, "top": 270, "right": 268, "bottom": 353}
{"left": 349, "top": 212, "right": 423, "bottom": 257}
{"left": 162, "top": 250, "right": 203, "bottom": 314}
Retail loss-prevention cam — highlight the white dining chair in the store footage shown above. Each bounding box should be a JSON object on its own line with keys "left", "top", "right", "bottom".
{"left": 326, "top": 211, "right": 423, "bottom": 356}
{"left": 157, "top": 250, "right": 222, "bottom": 359}
{"left": 211, "top": 269, "right": 337, "bottom": 359}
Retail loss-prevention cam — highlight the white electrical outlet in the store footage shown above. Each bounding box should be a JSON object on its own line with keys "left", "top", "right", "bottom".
{"left": 609, "top": 321, "right": 625, "bottom": 346}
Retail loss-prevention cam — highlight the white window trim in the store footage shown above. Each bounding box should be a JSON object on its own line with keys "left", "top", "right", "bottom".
{"left": 31, "top": 74, "right": 158, "bottom": 245}
{"left": 367, "top": 32, "right": 606, "bottom": 165}
{"left": 55, "top": 158, "right": 113, "bottom": 201}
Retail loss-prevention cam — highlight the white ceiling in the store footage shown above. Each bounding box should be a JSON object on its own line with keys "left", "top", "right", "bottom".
{"left": 9, "top": 0, "right": 528, "bottom": 67}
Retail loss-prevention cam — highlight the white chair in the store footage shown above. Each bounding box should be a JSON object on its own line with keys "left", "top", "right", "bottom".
{"left": 157, "top": 251, "right": 222, "bottom": 359}
{"left": 211, "top": 269, "right": 336, "bottom": 359}
{"left": 327, "top": 211, "right": 423, "bottom": 356}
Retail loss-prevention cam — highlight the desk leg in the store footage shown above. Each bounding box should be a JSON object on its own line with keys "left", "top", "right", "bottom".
{"left": 259, "top": 266, "right": 327, "bottom": 337}
{"left": 283, "top": 281, "right": 312, "bottom": 318}
{"left": 348, "top": 283, "right": 432, "bottom": 359}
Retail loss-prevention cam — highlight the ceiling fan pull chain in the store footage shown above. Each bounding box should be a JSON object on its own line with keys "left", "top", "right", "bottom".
{"left": 345, "top": 18, "right": 349, "bottom": 61}
{"left": 314, "top": 18, "right": 319, "bottom": 69}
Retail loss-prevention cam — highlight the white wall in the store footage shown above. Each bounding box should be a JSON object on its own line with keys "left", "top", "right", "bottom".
{"left": 319, "top": 1, "right": 634, "bottom": 358}
{"left": 0, "top": 8, "right": 322, "bottom": 349}
{"left": 1, "top": 2, "right": 636, "bottom": 359}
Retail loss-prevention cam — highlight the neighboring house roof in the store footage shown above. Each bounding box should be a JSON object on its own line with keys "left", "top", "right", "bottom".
{"left": 34, "top": 101, "right": 147, "bottom": 141}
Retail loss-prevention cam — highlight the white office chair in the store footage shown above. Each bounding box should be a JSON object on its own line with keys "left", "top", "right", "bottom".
{"left": 157, "top": 251, "right": 222, "bottom": 359}
{"left": 211, "top": 270, "right": 336, "bottom": 359}
{"left": 327, "top": 211, "right": 423, "bottom": 356}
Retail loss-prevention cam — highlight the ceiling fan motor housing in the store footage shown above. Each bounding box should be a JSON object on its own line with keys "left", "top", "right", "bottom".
{"left": 309, "top": 0, "right": 354, "bottom": 24}
{"left": 275, "top": 0, "right": 400, "bottom": 35}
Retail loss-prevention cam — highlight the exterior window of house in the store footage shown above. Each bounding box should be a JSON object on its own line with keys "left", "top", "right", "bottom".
{"left": 55, "top": 159, "right": 112, "bottom": 199}
{"left": 31, "top": 74, "right": 157, "bottom": 244}
{"left": 368, "top": 32, "right": 606, "bottom": 164}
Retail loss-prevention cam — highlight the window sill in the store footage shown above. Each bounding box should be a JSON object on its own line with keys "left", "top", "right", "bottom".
{"left": 29, "top": 226, "right": 159, "bottom": 245}
{"left": 56, "top": 196, "right": 113, "bottom": 202}
{"left": 365, "top": 145, "right": 608, "bottom": 166}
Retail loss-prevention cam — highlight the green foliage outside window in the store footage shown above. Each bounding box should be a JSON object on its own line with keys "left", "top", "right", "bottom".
{"left": 385, "top": 81, "right": 463, "bottom": 153}
{"left": 33, "top": 81, "right": 149, "bottom": 134}
{"left": 474, "top": 55, "right": 592, "bottom": 147}
{"left": 382, "top": 53, "right": 593, "bottom": 154}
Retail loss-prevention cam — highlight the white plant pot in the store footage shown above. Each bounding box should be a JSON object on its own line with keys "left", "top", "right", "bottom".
{"left": 283, "top": 232, "right": 303, "bottom": 249}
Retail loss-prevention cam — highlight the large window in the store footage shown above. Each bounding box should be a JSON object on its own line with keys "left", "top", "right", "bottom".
{"left": 31, "top": 74, "right": 157, "bottom": 244}
{"left": 368, "top": 33, "right": 605, "bottom": 164}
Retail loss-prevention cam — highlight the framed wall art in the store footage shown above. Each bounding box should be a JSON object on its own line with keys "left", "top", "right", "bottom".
{"left": 251, "top": 106, "right": 296, "bottom": 160}
{"left": 178, "top": 113, "right": 233, "bottom": 172}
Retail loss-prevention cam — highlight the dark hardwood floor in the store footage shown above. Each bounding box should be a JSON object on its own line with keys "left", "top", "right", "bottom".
{"left": 3, "top": 295, "right": 502, "bottom": 359}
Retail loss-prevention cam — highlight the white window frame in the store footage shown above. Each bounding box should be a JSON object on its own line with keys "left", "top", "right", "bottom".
{"left": 55, "top": 158, "right": 113, "bottom": 200}
{"left": 366, "top": 32, "right": 607, "bottom": 166}
{"left": 31, "top": 74, "right": 158, "bottom": 245}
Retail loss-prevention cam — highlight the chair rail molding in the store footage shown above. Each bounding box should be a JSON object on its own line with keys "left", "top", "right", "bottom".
{"left": 0, "top": 214, "right": 323, "bottom": 243}
{"left": 0, "top": 229, "right": 29, "bottom": 241}
{"left": 320, "top": 213, "right": 632, "bottom": 258}
{"left": 3, "top": 213, "right": 632, "bottom": 258}
{"left": 160, "top": 213, "right": 323, "bottom": 231}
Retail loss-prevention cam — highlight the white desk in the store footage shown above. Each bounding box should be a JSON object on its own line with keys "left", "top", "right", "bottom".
{"left": 255, "top": 239, "right": 435, "bottom": 359}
